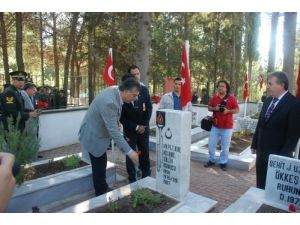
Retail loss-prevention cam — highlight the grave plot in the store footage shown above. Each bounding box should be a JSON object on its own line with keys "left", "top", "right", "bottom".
{"left": 224, "top": 155, "right": 300, "bottom": 213}
{"left": 60, "top": 110, "right": 217, "bottom": 213}
{"left": 191, "top": 119, "right": 256, "bottom": 171}
{"left": 5, "top": 153, "right": 117, "bottom": 212}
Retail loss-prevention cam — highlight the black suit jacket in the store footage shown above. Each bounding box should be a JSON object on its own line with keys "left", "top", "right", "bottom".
{"left": 251, "top": 92, "right": 300, "bottom": 160}
{"left": 120, "top": 84, "right": 152, "bottom": 135}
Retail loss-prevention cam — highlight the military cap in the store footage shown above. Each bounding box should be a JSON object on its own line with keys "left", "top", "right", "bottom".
{"left": 9, "top": 70, "right": 28, "bottom": 80}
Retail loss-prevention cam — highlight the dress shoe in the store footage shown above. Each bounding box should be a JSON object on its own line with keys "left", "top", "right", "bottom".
{"left": 204, "top": 161, "right": 215, "bottom": 168}
{"left": 220, "top": 163, "right": 227, "bottom": 171}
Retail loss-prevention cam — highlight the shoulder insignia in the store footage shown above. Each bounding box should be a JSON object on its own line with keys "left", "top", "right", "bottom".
{"left": 6, "top": 96, "right": 14, "bottom": 104}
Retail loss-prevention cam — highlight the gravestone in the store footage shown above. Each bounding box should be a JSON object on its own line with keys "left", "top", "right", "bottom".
{"left": 192, "top": 111, "right": 198, "bottom": 125}
{"left": 236, "top": 117, "right": 258, "bottom": 133}
{"left": 155, "top": 109, "right": 192, "bottom": 201}
{"left": 265, "top": 154, "right": 300, "bottom": 211}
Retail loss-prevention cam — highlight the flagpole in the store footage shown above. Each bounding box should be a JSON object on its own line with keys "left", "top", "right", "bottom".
{"left": 111, "top": 47, "right": 115, "bottom": 163}
{"left": 108, "top": 47, "right": 115, "bottom": 163}
{"left": 183, "top": 40, "right": 190, "bottom": 111}
{"left": 109, "top": 48, "right": 112, "bottom": 57}
{"left": 243, "top": 73, "right": 249, "bottom": 118}
{"left": 244, "top": 98, "right": 247, "bottom": 118}
{"left": 185, "top": 40, "right": 190, "bottom": 65}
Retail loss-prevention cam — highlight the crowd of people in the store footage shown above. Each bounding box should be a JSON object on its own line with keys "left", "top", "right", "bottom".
{"left": 0, "top": 71, "right": 68, "bottom": 211}
{"left": 1, "top": 68, "right": 300, "bottom": 212}
{"left": 35, "top": 86, "right": 67, "bottom": 110}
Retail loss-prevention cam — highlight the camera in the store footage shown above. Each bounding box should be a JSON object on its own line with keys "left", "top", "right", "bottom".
{"left": 219, "top": 104, "right": 226, "bottom": 112}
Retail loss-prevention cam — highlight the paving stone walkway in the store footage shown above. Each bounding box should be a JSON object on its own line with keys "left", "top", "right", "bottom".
{"left": 38, "top": 143, "right": 256, "bottom": 213}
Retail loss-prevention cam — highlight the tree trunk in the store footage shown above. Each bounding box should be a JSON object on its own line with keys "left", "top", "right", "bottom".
{"left": 63, "top": 12, "right": 79, "bottom": 93}
{"left": 283, "top": 12, "right": 297, "bottom": 93}
{"left": 184, "top": 13, "right": 189, "bottom": 41}
{"left": 245, "top": 12, "right": 260, "bottom": 81}
{"left": 39, "top": 13, "right": 45, "bottom": 86}
{"left": 15, "top": 12, "right": 25, "bottom": 71}
{"left": 212, "top": 20, "right": 220, "bottom": 92}
{"left": 135, "top": 12, "right": 151, "bottom": 86}
{"left": 75, "top": 56, "right": 81, "bottom": 99}
{"left": 234, "top": 26, "right": 243, "bottom": 96}
{"left": 70, "top": 17, "right": 85, "bottom": 97}
{"left": 230, "top": 21, "right": 236, "bottom": 87}
{"left": 267, "top": 12, "right": 279, "bottom": 73}
{"left": 0, "top": 12, "right": 10, "bottom": 83}
{"left": 52, "top": 13, "right": 60, "bottom": 88}
{"left": 87, "top": 14, "right": 95, "bottom": 104}
{"left": 70, "top": 50, "right": 76, "bottom": 98}
{"left": 230, "top": 13, "right": 243, "bottom": 96}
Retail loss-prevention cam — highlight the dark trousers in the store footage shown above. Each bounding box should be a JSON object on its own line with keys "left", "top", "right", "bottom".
{"left": 256, "top": 154, "right": 268, "bottom": 189}
{"left": 89, "top": 152, "right": 108, "bottom": 196}
{"left": 126, "top": 129, "right": 151, "bottom": 183}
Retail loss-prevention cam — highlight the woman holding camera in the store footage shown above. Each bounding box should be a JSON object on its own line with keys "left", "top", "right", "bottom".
{"left": 204, "top": 80, "right": 239, "bottom": 171}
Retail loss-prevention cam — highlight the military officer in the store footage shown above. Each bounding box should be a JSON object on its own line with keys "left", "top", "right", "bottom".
{"left": 0, "top": 71, "right": 38, "bottom": 131}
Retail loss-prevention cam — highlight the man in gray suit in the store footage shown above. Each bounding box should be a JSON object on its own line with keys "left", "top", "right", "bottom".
{"left": 79, "top": 78, "right": 140, "bottom": 196}
{"left": 20, "top": 82, "right": 37, "bottom": 111}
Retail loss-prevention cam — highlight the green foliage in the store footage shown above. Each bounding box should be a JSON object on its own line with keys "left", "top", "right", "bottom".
{"left": 47, "top": 158, "right": 55, "bottom": 167}
{"left": 62, "top": 154, "right": 81, "bottom": 169}
{"left": 106, "top": 198, "right": 119, "bottom": 213}
{"left": 0, "top": 116, "right": 40, "bottom": 184}
{"left": 1, "top": 12, "right": 268, "bottom": 99}
{"left": 131, "top": 188, "right": 161, "bottom": 209}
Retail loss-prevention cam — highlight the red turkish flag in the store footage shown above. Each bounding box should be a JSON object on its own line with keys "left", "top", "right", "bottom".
{"left": 258, "top": 74, "right": 264, "bottom": 90}
{"left": 180, "top": 42, "right": 192, "bottom": 108}
{"left": 296, "top": 63, "right": 300, "bottom": 99}
{"left": 243, "top": 73, "right": 249, "bottom": 102}
{"left": 103, "top": 48, "right": 116, "bottom": 86}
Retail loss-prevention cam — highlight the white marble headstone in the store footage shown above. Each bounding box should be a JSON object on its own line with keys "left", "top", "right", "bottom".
{"left": 265, "top": 154, "right": 300, "bottom": 211}
{"left": 155, "top": 109, "right": 192, "bottom": 201}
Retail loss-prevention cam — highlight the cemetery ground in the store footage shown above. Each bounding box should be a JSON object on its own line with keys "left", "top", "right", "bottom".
{"left": 38, "top": 143, "right": 256, "bottom": 213}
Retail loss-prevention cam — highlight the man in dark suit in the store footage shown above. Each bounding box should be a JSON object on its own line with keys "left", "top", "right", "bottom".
{"left": 251, "top": 71, "right": 300, "bottom": 189}
{"left": 0, "top": 71, "right": 38, "bottom": 132}
{"left": 120, "top": 65, "right": 152, "bottom": 183}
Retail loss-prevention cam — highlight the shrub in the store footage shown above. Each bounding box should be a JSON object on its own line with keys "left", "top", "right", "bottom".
{"left": 62, "top": 155, "right": 81, "bottom": 169}
{"left": 131, "top": 188, "right": 161, "bottom": 209}
{"left": 0, "top": 116, "right": 40, "bottom": 184}
{"left": 106, "top": 197, "right": 119, "bottom": 213}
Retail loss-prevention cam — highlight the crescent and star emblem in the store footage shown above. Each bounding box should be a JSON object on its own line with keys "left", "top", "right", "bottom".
{"left": 108, "top": 65, "right": 114, "bottom": 81}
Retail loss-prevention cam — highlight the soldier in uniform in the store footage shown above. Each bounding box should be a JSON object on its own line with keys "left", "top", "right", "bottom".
{"left": 0, "top": 71, "right": 38, "bottom": 132}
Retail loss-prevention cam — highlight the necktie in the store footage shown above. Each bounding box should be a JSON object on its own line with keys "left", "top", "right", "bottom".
{"left": 265, "top": 98, "right": 278, "bottom": 120}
